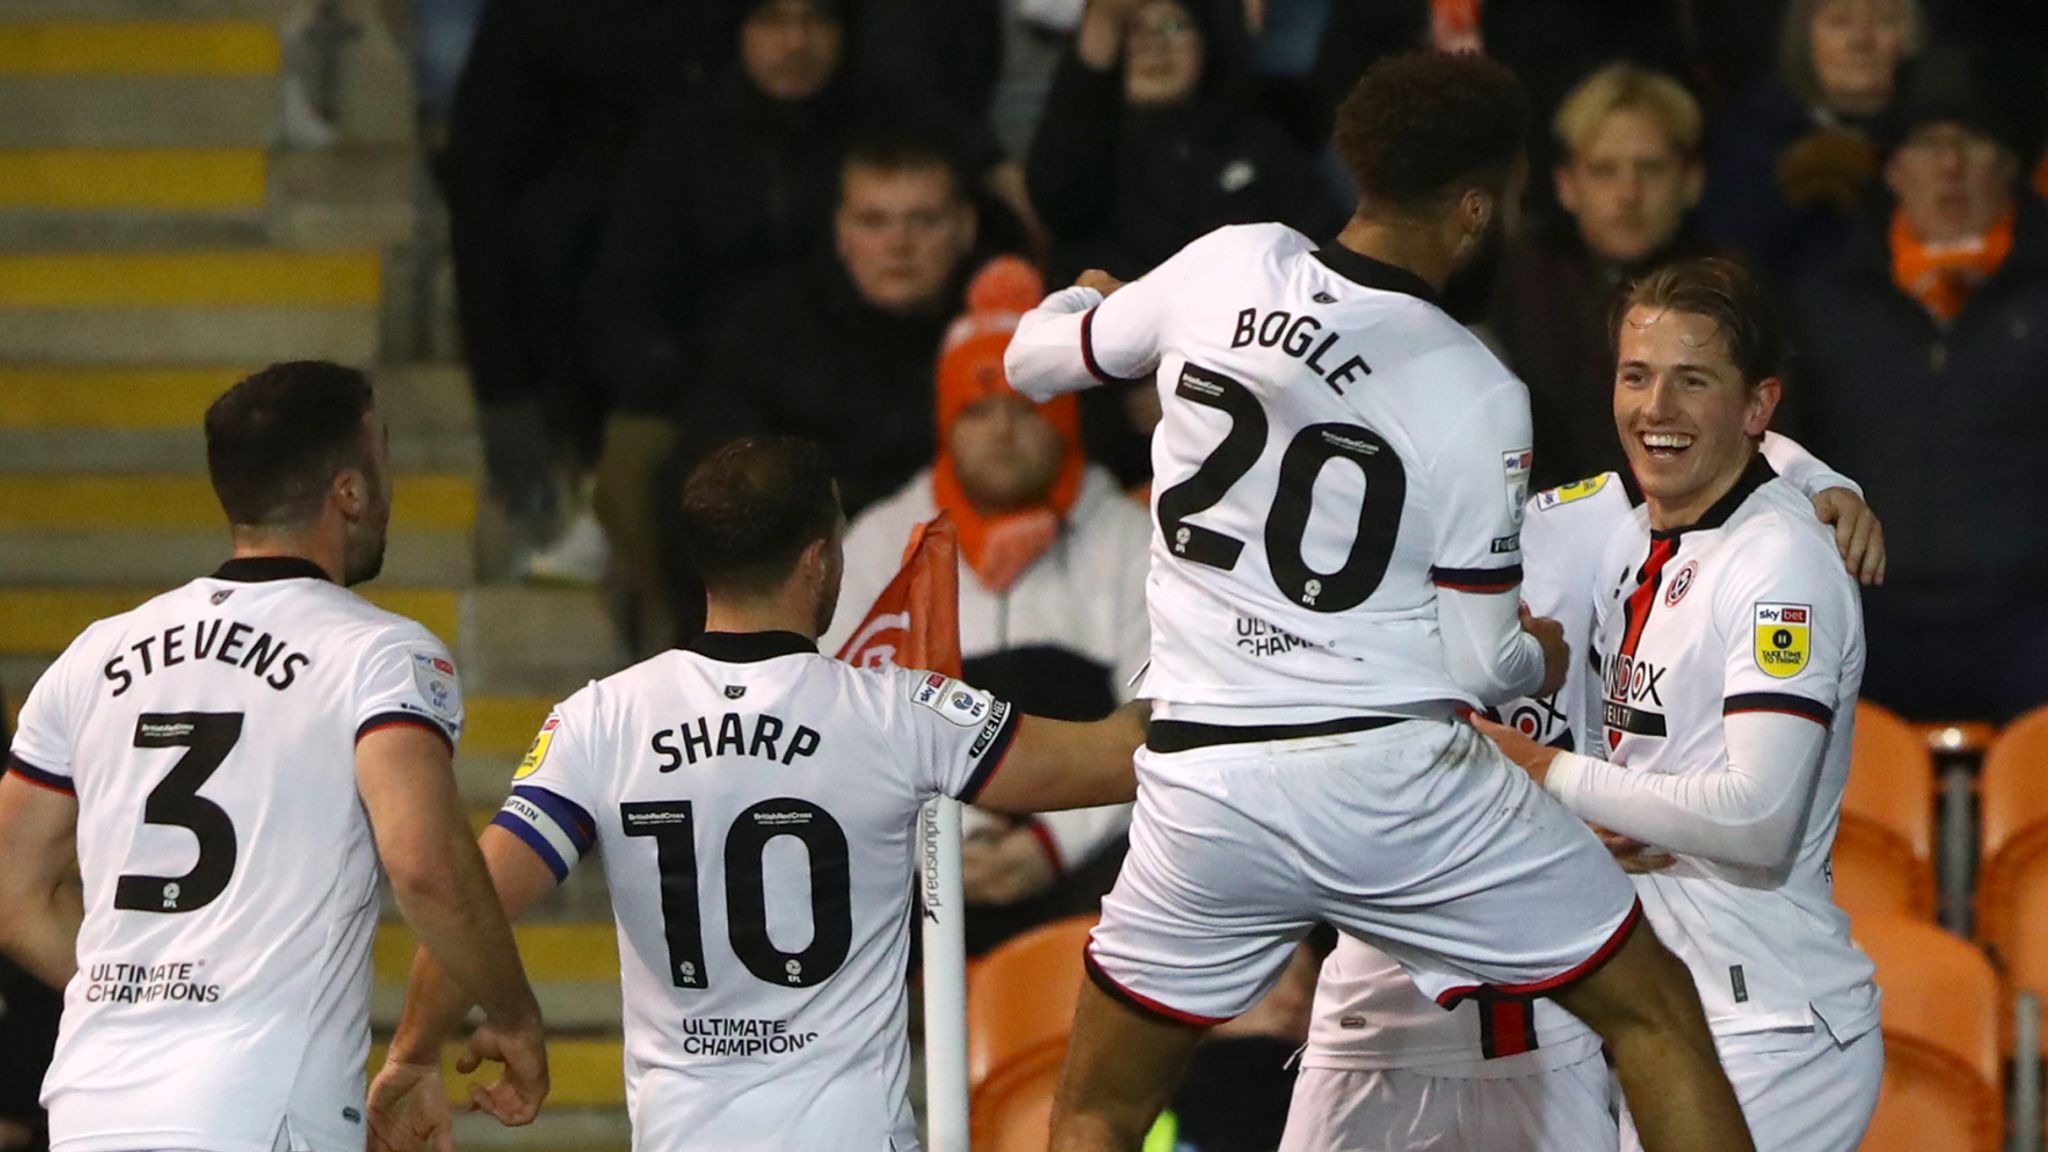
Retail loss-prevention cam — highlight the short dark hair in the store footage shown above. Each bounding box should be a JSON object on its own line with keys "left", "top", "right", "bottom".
{"left": 679, "top": 436, "right": 842, "bottom": 594}
{"left": 839, "top": 120, "right": 966, "bottom": 202}
{"left": 204, "top": 361, "right": 375, "bottom": 528}
{"left": 1615, "top": 257, "right": 1785, "bottom": 387}
{"left": 1333, "top": 52, "right": 1530, "bottom": 212}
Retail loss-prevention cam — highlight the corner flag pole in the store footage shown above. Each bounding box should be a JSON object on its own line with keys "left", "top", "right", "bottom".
{"left": 920, "top": 797, "right": 971, "bottom": 1151}
{"left": 833, "top": 514, "right": 970, "bottom": 1151}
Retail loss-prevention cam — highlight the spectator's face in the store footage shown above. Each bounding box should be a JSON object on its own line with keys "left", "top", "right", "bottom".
{"left": 1125, "top": 0, "right": 1203, "bottom": 106}
{"left": 1886, "top": 121, "right": 2018, "bottom": 244}
{"left": 741, "top": 0, "right": 842, "bottom": 102}
{"left": 947, "top": 395, "right": 1066, "bottom": 512}
{"left": 1613, "top": 306, "right": 1777, "bottom": 523}
{"left": 835, "top": 164, "right": 976, "bottom": 314}
{"left": 1556, "top": 107, "right": 1702, "bottom": 264}
{"left": 1809, "top": 0, "right": 1909, "bottom": 114}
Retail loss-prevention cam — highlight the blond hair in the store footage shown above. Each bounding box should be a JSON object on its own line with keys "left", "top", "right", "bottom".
{"left": 1553, "top": 62, "right": 1703, "bottom": 162}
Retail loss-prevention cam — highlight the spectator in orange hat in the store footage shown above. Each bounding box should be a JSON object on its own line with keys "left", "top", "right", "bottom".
{"left": 823, "top": 259, "right": 1152, "bottom": 953}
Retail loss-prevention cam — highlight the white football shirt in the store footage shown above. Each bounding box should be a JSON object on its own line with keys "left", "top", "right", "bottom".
{"left": 1006, "top": 224, "right": 1541, "bottom": 722}
{"left": 1572, "top": 459, "right": 1878, "bottom": 1041}
{"left": 493, "top": 631, "right": 1022, "bottom": 1152}
{"left": 6, "top": 556, "right": 464, "bottom": 1152}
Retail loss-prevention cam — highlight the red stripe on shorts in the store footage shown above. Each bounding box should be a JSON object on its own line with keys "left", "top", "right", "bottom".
{"left": 1435, "top": 898, "right": 1644, "bottom": 1008}
{"left": 1083, "top": 947, "right": 1232, "bottom": 1028}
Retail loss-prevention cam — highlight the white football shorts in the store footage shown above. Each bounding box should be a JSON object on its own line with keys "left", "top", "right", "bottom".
{"left": 1618, "top": 1024, "right": 1882, "bottom": 1152}
{"left": 1086, "top": 717, "right": 1642, "bottom": 1024}
{"left": 1279, "top": 1051, "right": 1618, "bottom": 1152}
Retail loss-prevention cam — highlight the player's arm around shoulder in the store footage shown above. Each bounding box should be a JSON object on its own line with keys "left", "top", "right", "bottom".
{"left": 974, "top": 703, "right": 1149, "bottom": 815}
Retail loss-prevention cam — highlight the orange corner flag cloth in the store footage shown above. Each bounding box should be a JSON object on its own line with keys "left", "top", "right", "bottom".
{"left": 834, "top": 513, "right": 963, "bottom": 678}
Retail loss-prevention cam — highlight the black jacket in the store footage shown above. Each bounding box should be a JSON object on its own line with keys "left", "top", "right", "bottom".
{"left": 681, "top": 254, "right": 965, "bottom": 517}
{"left": 1789, "top": 192, "right": 2048, "bottom": 620}
{"left": 1025, "top": 49, "right": 1341, "bottom": 283}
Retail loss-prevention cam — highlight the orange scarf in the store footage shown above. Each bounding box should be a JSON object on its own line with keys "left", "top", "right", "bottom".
{"left": 1890, "top": 204, "right": 2014, "bottom": 323}
{"left": 930, "top": 308, "right": 1085, "bottom": 592}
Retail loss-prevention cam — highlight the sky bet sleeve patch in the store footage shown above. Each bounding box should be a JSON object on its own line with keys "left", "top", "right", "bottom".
{"left": 1753, "top": 603, "right": 1812, "bottom": 679}
{"left": 512, "top": 714, "right": 560, "bottom": 780}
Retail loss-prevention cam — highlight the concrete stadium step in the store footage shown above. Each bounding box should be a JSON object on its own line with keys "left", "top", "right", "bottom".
{"left": 447, "top": 1110, "right": 630, "bottom": 1152}
{"left": 0, "top": 363, "right": 476, "bottom": 435}
{"left": 373, "top": 921, "right": 623, "bottom": 1032}
{"left": 0, "top": 527, "right": 473, "bottom": 586}
{"left": 0, "top": 473, "right": 474, "bottom": 530}
{"left": 0, "top": 424, "right": 478, "bottom": 474}
{"left": 367, "top": 1037, "right": 628, "bottom": 1109}
{"left": 0, "top": 78, "right": 276, "bottom": 148}
{"left": 0, "top": 0, "right": 286, "bottom": 18}
{"left": 0, "top": 249, "right": 381, "bottom": 362}
{"left": 0, "top": 585, "right": 618, "bottom": 692}
{"left": 0, "top": 148, "right": 264, "bottom": 211}
{"left": 0, "top": 21, "right": 277, "bottom": 77}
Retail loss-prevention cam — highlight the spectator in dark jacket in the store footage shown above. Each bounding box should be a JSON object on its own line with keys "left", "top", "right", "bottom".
{"left": 1789, "top": 41, "right": 2048, "bottom": 723}
{"left": 598, "top": 133, "right": 987, "bottom": 642}
{"left": 1490, "top": 62, "right": 1713, "bottom": 489}
{"left": 0, "top": 698, "right": 59, "bottom": 1152}
{"left": 1027, "top": 0, "right": 1340, "bottom": 483}
{"left": 1699, "top": 0, "right": 1925, "bottom": 282}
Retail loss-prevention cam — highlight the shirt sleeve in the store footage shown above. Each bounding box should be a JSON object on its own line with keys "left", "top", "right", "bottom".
{"left": 355, "top": 623, "right": 466, "bottom": 751}
{"left": 489, "top": 697, "right": 601, "bottom": 882}
{"left": 1428, "top": 378, "right": 1545, "bottom": 701}
{"left": 1006, "top": 230, "right": 1228, "bottom": 403}
{"left": 895, "top": 669, "right": 1023, "bottom": 804}
{"left": 1544, "top": 710, "right": 1829, "bottom": 870}
{"left": 1714, "top": 519, "right": 1853, "bottom": 726}
{"left": 6, "top": 630, "right": 95, "bottom": 796}
{"left": 1760, "top": 432, "right": 1860, "bottom": 500}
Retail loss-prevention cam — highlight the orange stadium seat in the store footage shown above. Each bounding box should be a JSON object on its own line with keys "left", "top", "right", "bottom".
{"left": 1856, "top": 915, "right": 2003, "bottom": 1152}
{"left": 1834, "top": 702, "right": 1938, "bottom": 922}
{"left": 971, "top": 1046, "right": 1063, "bottom": 1152}
{"left": 967, "top": 915, "right": 1096, "bottom": 1094}
{"left": 1976, "top": 705, "right": 2048, "bottom": 1051}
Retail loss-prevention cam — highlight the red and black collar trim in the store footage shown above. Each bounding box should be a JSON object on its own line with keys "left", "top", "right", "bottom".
{"left": 1649, "top": 455, "right": 1777, "bottom": 541}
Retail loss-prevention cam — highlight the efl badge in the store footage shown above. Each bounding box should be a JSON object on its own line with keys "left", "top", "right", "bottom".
{"left": 513, "top": 715, "right": 560, "bottom": 780}
{"left": 1502, "top": 449, "right": 1533, "bottom": 527}
{"left": 1753, "top": 603, "right": 1812, "bottom": 679}
{"left": 411, "top": 651, "right": 460, "bottom": 721}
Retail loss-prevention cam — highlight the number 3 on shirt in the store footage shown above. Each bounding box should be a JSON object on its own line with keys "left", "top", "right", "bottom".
{"left": 1156, "top": 364, "right": 1405, "bottom": 613}
{"left": 114, "top": 711, "right": 243, "bottom": 915}
{"left": 622, "top": 799, "right": 853, "bottom": 990}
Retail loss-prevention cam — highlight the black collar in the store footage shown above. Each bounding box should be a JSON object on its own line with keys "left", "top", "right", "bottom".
{"left": 1312, "top": 242, "right": 1442, "bottom": 307}
{"left": 684, "top": 630, "right": 818, "bottom": 663}
{"left": 1650, "top": 454, "right": 1777, "bottom": 540}
{"left": 211, "top": 556, "right": 332, "bottom": 583}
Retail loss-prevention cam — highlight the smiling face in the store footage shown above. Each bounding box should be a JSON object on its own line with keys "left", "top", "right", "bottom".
{"left": 1614, "top": 305, "right": 1780, "bottom": 529}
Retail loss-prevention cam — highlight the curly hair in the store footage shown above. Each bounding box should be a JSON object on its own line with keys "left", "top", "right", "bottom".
{"left": 1333, "top": 52, "right": 1530, "bottom": 212}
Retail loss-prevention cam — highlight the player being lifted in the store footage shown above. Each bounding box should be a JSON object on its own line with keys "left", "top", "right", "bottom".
{"left": 0, "top": 362, "right": 545, "bottom": 1152}
{"left": 1480, "top": 258, "right": 1885, "bottom": 1152}
{"left": 368, "top": 436, "right": 1149, "bottom": 1152}
{"left": 1005, "top": 52, "right": 1753, "bottom": 1152}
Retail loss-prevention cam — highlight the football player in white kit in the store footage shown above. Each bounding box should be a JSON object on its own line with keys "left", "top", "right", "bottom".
{"left": 366, "top": 436, "right": 1150, "bottom": 1152}
{"left": 0, "top": 363, "right": 546, "bottom": 1152}
{"left": 1283, "top": 430, "right": 1885, "bottom": 1152}
{"left": 1478, "top": 258, "right": 1885, "bottom": 1152}
{"left": 1003, "top": 53, "right": 1753, "bottom": 1152}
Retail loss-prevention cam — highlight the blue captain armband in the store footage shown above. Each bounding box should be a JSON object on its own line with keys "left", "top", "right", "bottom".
{"left": 492, "top": 785, "right": 597, "bottom": 881}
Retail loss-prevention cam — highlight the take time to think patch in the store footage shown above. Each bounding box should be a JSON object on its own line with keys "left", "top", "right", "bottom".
{"left": 1753, "top": 603, "right": 1811, "bottom": 679}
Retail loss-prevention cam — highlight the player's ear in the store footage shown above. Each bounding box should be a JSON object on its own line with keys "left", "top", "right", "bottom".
{"left": 1745, "top": 377, "right": 1782, "bottom": 437}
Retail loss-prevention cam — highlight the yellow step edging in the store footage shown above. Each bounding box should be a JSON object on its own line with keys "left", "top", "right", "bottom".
{"left": 0, "top": 586, "right": 459, "bottom": 655}
{"left": 0, "top": 367, "right": 248, "bottom": 429}
{"left": 0, "top": 148, "right": 265, "bottom": 211}
{"left": 375, "top": 922, "right": 620, "bottom": 985}
{"left": 0, "top": 22, "right": 279, "bottom": 78}
{"left": 0, "top": 474, "right": 477, "bottom": 532}
{"left": 0, "top": 251, "right": 380, "bottom": 309}
{"left": 367, "top": 1037, "right": 625, "bottom": 1109}
{"left": 464, "top": 695, "right": 555, "bottom": 757}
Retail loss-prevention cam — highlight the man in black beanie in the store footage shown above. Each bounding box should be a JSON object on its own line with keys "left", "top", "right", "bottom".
{"left": 1788, "top": 40, "right": 2048, "bottom": 723}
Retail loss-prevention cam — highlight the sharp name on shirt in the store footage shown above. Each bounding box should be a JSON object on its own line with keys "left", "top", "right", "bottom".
{"left": 1230, "top": 308, "right": 1370, "bottom": 392}
{"left": 651, "top": 711, "right": 822, "bottom": 771}
{"left": 103, "top": 618, "right": 309, "bottom": 697}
